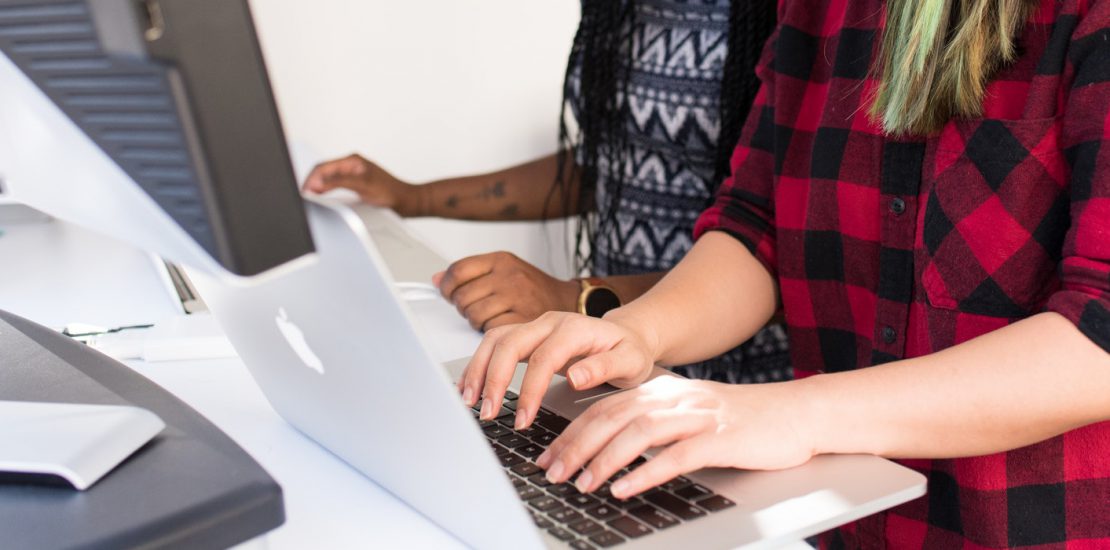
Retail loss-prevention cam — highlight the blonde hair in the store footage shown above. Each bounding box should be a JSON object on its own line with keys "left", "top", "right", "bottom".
{"left": 870, "top": 0, "right": 1040, "bottom": 136}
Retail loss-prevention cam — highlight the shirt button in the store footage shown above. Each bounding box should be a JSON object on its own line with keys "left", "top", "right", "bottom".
{"left": 881, "top": 326, "right": 897, "bottom": 344}
{"left": 890, "top": 198, "right": 906, "bottom": 215}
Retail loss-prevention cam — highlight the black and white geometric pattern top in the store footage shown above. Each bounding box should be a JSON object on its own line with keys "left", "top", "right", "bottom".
{"left": 567, "top": 0, "right": 791, "bottom": 384}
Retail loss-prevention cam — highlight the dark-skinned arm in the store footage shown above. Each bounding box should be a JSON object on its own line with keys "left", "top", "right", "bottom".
{"left": 304, "top": 152, "right": 588, "bottom": 221}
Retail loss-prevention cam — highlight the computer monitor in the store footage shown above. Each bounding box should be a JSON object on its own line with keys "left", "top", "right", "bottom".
{"left": 0, "top": 0, "right": 312, "bottom": 276}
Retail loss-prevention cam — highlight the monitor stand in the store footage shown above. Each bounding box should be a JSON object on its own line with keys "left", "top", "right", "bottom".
{"left": 0, "top": 400, "right": 164, "bottom": 490}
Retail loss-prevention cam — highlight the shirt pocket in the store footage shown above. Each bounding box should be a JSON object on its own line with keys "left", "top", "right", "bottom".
{"left": 920, "top": 116, "right": 1068, "bottom": 318}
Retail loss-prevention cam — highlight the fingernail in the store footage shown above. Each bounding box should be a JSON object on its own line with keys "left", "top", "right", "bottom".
{"left": 480, "top": 399, "right": 494, "bottom": 420}
{"left": 514, "top": 409, "right": 530, "bottom": 430}
{"left": 569, "top": 368, "right": 589, "bottom": 388}
{"left": 575, "top": 470, "right": 594, "bottom": 493}
{"left": 611, "top": 480, "right": 629, "bottom": 499}
{"left": 536, "top": 450, "right": 552, "bottom": 468}
{"left": 546, "top": 460, "right": 565, "bottom": 483}
{"left": 462, "top": 387, "right": 476, "bottom": 406}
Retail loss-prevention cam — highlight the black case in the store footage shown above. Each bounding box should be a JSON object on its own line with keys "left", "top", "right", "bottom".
{"left": 0, "top": 309, "right": 285, "bottom": 550}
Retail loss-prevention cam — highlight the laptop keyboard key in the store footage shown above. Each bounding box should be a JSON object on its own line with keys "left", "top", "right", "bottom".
{"left": 536, "top": 414, "right": 570, "bottom": 434}
{"left": 586, "top": 504, "right": 621, "bottom": 521}
{"left": 512, "top": 462, "right": 542, "bottom": 477}
{"left": 504, "top": 390, "right": 519, "bottom": 400}
{"left": 532, "top": 431, "right": 558, "bottom": 446}
{"left": 566, "top": 494, "right": 599, "bottom": 509}
{"left": 549, "top": 508, "right": 582, "bottom": 524}
{"left": 546, "top": 527, "right": 575, "bottom": 541}
{"left": 695, "top": 494, "right": 736, "bottom": 512}
{"left": 498, "top": 434, "right": 530, "bottom": 448}
{"left": 608, "top": 516, "right": 652, "bottom": 538}
{"left": 528, "top": 473, "right": 553, "bottom": 487}
{"left": 588, "top": 531, "right": 626, "bottom": 548}
{"left": 491, "top": 443, "right": 511, "bottom": 457}
{"left": 569, "top": 518, "right": 604, "bottom": 535}
{"left": 644, "top": 491, "right": 706, "bottom": 520}
{"left": 548, "top": 483, "right": 578, "bottom": 497}
{"left": 483, "top": 424, "right": 512, "bottom": 438}
{"left": 593, "top": 483, "right": 612, "bottom": 499}
{"left": 606, "top": 496, "right": 644, "bottom": 510}
{"left": 674, "top": 483, "right": 712, "bottom": 501}
{"left": 570, "top": 541, "right": 595, "bottom": 550}
{"left": 629, "top": 505, "right": 679, "bottom": 530}
{"left": 499, "top": 453, "right": 525, "bottom": 468}
{"left": 533, "top": 515, "right": 553, "bottom": 529}
{"left": 530, "top": 497, "right": 561, "bottom": 511}
{"left": 511, "top": 476, "right": 527, "bottom": 488}
{"left": 517, "top": 486, "right": 543, "bottom": 501}
{"left": 515, "top": 425, "right": 542, "bottom": 438}
{"left": 516, "top": 443, "right": 545, "bottom": 458}
{"left": 659, "top": 476, "right": 692, "bottom": 493}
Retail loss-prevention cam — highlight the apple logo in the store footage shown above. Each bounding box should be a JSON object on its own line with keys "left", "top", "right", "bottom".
{"left": 275, "top": 307, "right": 325, "bottom": 374}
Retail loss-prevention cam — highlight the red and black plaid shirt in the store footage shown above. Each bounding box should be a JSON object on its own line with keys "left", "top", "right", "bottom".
{"left": 695, "top": 0, "right": 1110, "bottom": 547}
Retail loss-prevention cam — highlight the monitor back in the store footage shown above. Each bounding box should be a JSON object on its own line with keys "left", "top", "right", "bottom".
{"left": 0, "top": 0, "right": 313, "bottom": 276}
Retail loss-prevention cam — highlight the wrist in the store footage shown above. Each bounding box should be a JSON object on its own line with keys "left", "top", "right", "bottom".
{"left": 790, "top": 374, "right": 837, "bottom": 458}
{"left": 396, "top": 182, "right": 429, "bottom": 217}
{"left": 558, "top": 279, "right": 580, "bottom": 312}
{"left": 603, "top": 306, "right": 663, "bottom": 365}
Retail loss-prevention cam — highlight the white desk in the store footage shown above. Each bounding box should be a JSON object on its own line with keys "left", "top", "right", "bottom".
{"left": 0, "top": 217, "right": 464, "bottom": 549}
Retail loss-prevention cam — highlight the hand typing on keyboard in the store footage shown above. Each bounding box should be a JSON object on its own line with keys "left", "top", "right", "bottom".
{"left": 457, "top": 311, "right": 656, "bottom": 429}
{"left": 474, "top": 391, "right": 740, "bottom": 547}
{"left": 534, "top": 376, "right": 814, "bottom": 499}
{"left": 460, "top": 310, "right": 817, "bottom": 504}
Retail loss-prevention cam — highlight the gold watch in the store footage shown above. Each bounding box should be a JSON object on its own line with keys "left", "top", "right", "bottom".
{"left": 576, "top": 277, "right": 621, "bottom": 318}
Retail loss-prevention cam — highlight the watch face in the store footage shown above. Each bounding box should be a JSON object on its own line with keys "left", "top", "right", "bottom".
{"left": 584, "top": 287, "right": 621, "bottom": 317}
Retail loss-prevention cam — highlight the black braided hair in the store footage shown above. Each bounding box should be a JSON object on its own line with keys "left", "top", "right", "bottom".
{"left": 549, "top": 0, "right": 777, "bottom": 274}
{"left": 716, "top": 0, "right": 777, "bottom": 186}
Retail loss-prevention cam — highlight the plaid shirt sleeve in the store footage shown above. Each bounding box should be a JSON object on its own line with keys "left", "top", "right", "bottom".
{"left": 693, "top": 24, "right": 780, "bottom": 278}
{"left": 1045, "top": 0, "right": 1110, "bottom": 353}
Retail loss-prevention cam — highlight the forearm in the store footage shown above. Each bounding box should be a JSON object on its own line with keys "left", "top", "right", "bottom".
{"left": 605, "top": 232, "right": 778, "bottom": 367}
{"left": 413, "top": 153, "right": 587, "bottom": 221}
{"left": 801, "top": 312, "right": 1110, "bottom": 459}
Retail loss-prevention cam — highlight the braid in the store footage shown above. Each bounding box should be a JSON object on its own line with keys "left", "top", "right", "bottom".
{"left": 549, "top": 0, "right": 635, "bottom": 274}
{"left": 714, "top": 0, "right": 778, "bottom": 193}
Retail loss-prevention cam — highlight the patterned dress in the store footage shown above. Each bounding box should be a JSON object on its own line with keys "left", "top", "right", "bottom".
{"left": 568, "top": 0, "right": 790, "bottom": 383}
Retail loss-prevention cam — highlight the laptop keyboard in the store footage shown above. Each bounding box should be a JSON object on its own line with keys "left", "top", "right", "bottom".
{"left": 471, "top": 391, "right": 735, "bottom": 548}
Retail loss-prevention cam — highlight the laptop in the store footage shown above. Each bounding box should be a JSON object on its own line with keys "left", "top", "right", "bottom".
{"left": 187, "top": 197, "right": 926, "bottom": 550}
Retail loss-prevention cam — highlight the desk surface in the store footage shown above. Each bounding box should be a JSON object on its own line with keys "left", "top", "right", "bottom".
{"left": 0, "top": 217, "right": 463, "bottom": 549}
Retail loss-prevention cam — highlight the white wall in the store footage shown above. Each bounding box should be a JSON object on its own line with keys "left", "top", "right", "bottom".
{"left": 249, "top": 1, "right": 581, "bottom": 278}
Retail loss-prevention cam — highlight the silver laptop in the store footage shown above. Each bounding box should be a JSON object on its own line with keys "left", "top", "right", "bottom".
{"left": 187, "top": 198, "right": 926, "bottom": 550}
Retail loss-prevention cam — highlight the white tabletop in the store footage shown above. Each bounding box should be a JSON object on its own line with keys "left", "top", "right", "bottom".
{"left": 0, "top": 215, "right": 464, "bottom": 548}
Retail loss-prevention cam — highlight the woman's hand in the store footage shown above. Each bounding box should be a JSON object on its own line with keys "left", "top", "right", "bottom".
{"left": 536, "top": 377, "right": 817, "bottom": 498}
{"left": 459, "top": 311, "right": 658, "bottom": 430}
{"left": 303, "top": 154, "right": 424, "bottom": 216}
{"left": 433, "top": 252, "right": 580, "bottom": 332}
